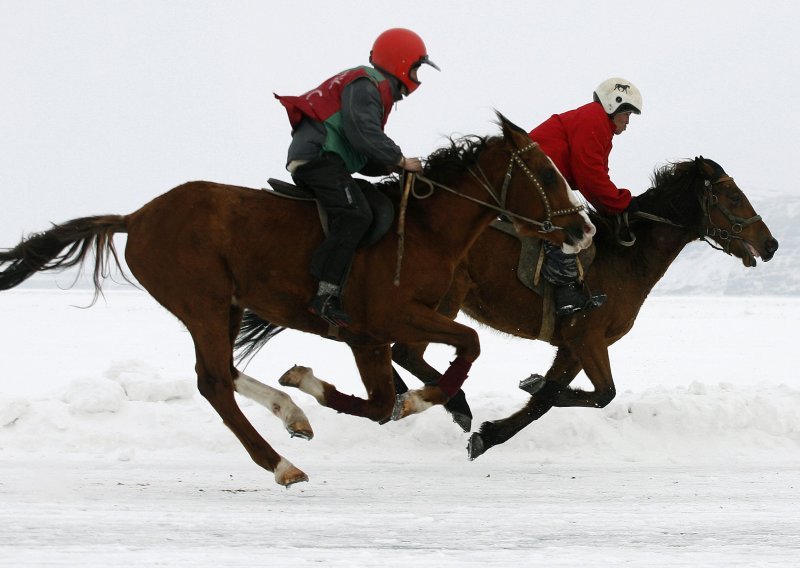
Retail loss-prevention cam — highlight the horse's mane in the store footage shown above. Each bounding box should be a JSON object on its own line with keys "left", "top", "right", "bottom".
{"left": 588, "top": 158, "right": 710, "bottom": 246}
{"left": 421, "top": 134, "right": 497, "bottom": 181}
{"left": 374, "top": 134, "right": 498, "bottom": 202}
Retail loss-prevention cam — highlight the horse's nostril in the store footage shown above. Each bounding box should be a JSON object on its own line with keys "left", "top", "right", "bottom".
{"left": 765, "top": 238, "right": 779, "bottom": 254}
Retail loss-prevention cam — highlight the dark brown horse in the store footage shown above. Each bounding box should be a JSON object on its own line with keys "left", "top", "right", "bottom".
{"left": 0, "top": 114, "right": 594, "bottom": 486}
{"left": 390, "top": 157, "right": 779, "bottom": 459}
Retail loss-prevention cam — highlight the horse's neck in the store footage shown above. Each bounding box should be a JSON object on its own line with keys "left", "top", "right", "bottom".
{"left": 410, "top": 178, "right": 498, "bottom": 256}
{"left": 630, "top": 221, "right": 695, "bottom": 292}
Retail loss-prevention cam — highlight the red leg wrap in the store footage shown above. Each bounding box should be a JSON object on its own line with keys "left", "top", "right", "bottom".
{"left": 326, "top": 389, "right": 366, "bottom": 417}
{"left": 438, "top": 356, "right": 472, "bottom": 398}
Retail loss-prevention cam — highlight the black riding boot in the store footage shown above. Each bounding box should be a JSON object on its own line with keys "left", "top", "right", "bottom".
{"left": 542, "top": 242, "right": 606, "bottom": 316}
{"left": 554, "top": 282, "right": 606, "bottom": 316}
{"left": 308, "top": 292, "right": 352, "bottom": 328}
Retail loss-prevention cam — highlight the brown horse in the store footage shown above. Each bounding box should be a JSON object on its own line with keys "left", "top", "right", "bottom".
{"left": 390, "top": 157, "right": 779, "bottom": 459}
{"left": 0, "top": 114, "right": 594, "bottom": 486}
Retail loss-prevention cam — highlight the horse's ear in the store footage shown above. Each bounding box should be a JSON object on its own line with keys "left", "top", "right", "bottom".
{"left": 694, "top": 156, "right": 712, "bottom": 178}
{"left": 694, "top": 156, "right": 705, "bottom": 171}
{"left": 496, "top": 110, "right": 530, "bottom": 148}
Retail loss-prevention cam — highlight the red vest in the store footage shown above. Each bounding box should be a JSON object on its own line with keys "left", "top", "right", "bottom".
{"left": 275, "top": 66, "right": 394, "bottom": 131}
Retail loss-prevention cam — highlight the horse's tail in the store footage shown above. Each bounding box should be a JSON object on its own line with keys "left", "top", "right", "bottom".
{"left": 0, "top": 215, "right": 129, "bottom": 299}
{"left": 234, "top": 309, "right": 286, "bottom": 366}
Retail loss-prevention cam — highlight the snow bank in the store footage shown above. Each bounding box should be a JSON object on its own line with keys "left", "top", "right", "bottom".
{"left": 2, "top": 374, "right": 798, "bottom": 468}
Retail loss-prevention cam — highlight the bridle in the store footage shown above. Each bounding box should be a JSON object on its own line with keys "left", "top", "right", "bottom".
{"left": 698, "top": 175, "right": 762, "bottom": 254}
{"left": 410, "top": 141, "right": 584, "bottom": 234}
{"left": 627, "top": 169, "right": 762, "bottom": 255}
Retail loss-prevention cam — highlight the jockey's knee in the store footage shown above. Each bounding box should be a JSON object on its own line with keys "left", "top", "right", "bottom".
{"left": 350, "top": 205, "right": 373, "bottom": 232}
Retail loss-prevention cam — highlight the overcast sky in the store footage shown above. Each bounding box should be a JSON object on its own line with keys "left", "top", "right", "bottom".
{"left": 1, "top": 1, "right": 797, "bottom": 245}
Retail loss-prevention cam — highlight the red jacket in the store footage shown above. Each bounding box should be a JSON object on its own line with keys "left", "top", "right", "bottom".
{"left": 529, "top": 101, "right": 631, "bottom": 214}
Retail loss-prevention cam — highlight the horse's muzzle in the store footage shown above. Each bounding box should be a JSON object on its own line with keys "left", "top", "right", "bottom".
{"left": 762, "top": 237, "right": 779, "bottom": 262}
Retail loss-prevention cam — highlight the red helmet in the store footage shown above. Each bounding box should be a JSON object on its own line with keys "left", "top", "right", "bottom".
{"left": 369, "top": 28, "right": 439, "bottom": 95}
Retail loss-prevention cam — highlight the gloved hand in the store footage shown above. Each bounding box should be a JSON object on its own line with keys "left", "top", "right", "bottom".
{"left": 398, "top": 156, "right": 423, "bottom": 173}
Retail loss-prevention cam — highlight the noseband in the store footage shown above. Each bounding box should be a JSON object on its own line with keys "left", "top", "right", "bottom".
{"left": 412, "top": 141, "right": 584, "bottom": 233}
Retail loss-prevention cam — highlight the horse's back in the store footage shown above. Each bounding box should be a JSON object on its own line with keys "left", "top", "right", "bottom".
{"left": 124, "top": 181, "right": 323, "bottom": 311}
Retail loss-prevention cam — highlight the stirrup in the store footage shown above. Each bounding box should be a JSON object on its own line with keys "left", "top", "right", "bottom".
{"left": 587, "top": 292, "right": 607, "bottom": 309}
{"left": 555, "top": 291, "right": 607, "bottom": 316}
{"left": 308, "top": 295, "right": 352, "bottom": 328}
{"left": 519, "top": 374, "right": 546, "bottom": 395}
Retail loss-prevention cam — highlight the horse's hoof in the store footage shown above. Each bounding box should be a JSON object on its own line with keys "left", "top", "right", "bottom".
{"left": 274, "top": 459, "right": 309, "bottom": 487}
{"left": 451, "top": 412, "right": 472, "bottom": 433}
{"left": 279, "top": 365, "right": 311, "bottom": 388}
{"left": 519, "top": 373, "right": 546, "bottom": 395}
{"left": 467, "top": 432, "right": 485, "bottom": 461}
{"left": 282, "top": 470, "right": 309, "bottom": 488}
{"left": 391, "top": 393, "right": 411, "bottom": 421}
{"left": 444, "top": 390, "right": 473, "bottom": 432}
{"left": 287, "top": 421, "right": 314, "bottom": 440}
{"left": 392, "top": 390, "right": 433, "bottom": 420}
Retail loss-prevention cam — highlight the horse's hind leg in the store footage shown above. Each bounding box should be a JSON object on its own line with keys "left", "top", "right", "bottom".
{"left": 227, "top": 305, "right": 313, "bottom": 440}
{"left": 551, "top": 340, "right": 616, "bottom": 409}
{"left": 234, "top": 372, "right": 313, "bottom": 440}
{"left": 468, "top": 347, "right": 583, "bottom": 460}
{"left": 279, "top": 343, "right": 395, "bottom": 422}
{"left": 189, "top": 314, "right": 308, "bottom": 486}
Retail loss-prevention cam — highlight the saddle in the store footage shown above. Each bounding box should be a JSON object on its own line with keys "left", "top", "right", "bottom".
{"left": 265, "top": 178, "right": 395, "bottom": 248}
{"left": 490, "top": 218, "right": 595, "bottom": 342}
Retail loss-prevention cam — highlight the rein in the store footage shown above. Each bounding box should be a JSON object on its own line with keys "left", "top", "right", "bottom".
{"left": 412, "top": 142, "right": 584, "bottom": 234}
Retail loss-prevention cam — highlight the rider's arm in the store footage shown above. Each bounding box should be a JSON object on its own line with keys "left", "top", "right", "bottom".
{"left": 341, "top": 78, "right": 404, "bottom": 170}
{"left": 568, "top": 113, "right": 632, "bottom": 214}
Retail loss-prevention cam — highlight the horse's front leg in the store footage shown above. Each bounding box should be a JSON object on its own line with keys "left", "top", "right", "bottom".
{"left": 468, "top": 347, "right": 582, "bottom": 460}
{"left": 391, "top": 341, "right": 473, "bottom": 432}
{"left": 391, "top": 265, "right": 475, "bottom": 431}
{"left": 279, "top": 343, "right": 396, "bottom": 422}
{"left": 390, "top": 310, "right": 481, "bottom": 421}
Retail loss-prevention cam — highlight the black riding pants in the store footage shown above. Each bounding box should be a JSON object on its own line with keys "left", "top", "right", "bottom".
{"left": 541, "top": 241, "right": 579, "bottom": 286}
{"left": 291, "top": 153, "right": 373, "bottom": 287}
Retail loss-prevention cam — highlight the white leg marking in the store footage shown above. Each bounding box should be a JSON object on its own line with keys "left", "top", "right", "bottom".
{"left": 234, "top": 372, "right": 311, "bottom": 434}
{"left": 278, "top": 365, "right": 326, "bottom": 403}
{"left": 392, "top": 389, "right": 435, "bottom": 421}
{"left": 273, "top": 457, "right": 308, "bottom": 487}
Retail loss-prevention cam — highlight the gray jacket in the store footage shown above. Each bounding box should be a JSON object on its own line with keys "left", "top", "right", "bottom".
{"left": 286, "top": 71, "right": 404, "bottom": 174}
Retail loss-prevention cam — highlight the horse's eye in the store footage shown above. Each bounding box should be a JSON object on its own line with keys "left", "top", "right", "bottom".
{"left": 542, "top": 168, "right": 557, "bottom": 186}
{"left": 727, "top": 189, "right": 742, "bottom": 206}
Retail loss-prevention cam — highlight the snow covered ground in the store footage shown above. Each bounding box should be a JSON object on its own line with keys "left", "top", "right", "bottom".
{"left": 1, "top": 289, "right": 798, "bottom": 566}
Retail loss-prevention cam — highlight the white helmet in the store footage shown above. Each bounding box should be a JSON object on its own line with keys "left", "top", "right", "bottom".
{"left": 593, "top": 78, "right": 642, "bottom": 115}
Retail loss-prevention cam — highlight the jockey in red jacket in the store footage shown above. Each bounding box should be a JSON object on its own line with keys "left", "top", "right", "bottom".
{"left": 275, "top": 28, "right": 439, "bottom": 328}
{"left": 529, "top": 78, "right": 643, "bottom": 316}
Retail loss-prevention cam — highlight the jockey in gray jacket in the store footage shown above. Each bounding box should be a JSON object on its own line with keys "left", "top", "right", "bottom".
{"left": 275, "top": 28, "right": 438, "bottom": 327}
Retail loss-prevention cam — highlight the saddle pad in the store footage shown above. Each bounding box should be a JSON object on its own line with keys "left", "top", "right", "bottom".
{"left": 489, "top": 219, "right": 595, "bottom": 343}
